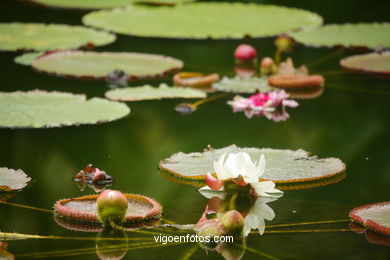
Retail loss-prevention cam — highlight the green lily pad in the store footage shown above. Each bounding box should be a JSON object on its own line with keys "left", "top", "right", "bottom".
{"left": 290, "top": 23, "right": 390, "bottom": 49}
{"left": 14, "top": 52, "right": 44, "bottom": 66}
{"left": 0, "top": 168, "right": 31, "bottom": 191}
{"left": 212, "top": 76, "right": 273, "bottom": 93}
{"left": 32, "top": 50, "right": 184, "bottom": 80}
{"left": 159, "top": 145, "right": 346, "bottom": 190}
{"left": 105, "top": 84, "right": 207, "bottom": 101}
{"left": 0, "top": 90, "right": 130, "bottom": 128}
{"left": 0, "top": 23, "right": 116, "bottom": 51}
{"left": 350, "top": 202, "right": 390, "bottom": 236}
{"left": 82, "top": 3, "right": 323, "bottom": 39}
{"left": 340, "top": 52, "right": 390, "bottom": 76}
{"left": 31, "top": 0, "right": 193, "bottom": 9}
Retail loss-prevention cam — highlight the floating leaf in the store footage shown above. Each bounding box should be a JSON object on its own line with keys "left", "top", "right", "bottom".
{"left": 32, "top": 50, "right": 183, "bottom": 80}
{"left": 0, "top": 90, "right": 130, "bottom": 128}
{"left": 350, "top": 202, "right": 390, "bottom": 236}
{"left": 340, "top": 52, "right": 390, "bottom": 76}
{"left": 105, "top": 84, "right": 207, "bottom": 101}
{"left": 290, "top": 23, "right": 390, "bottom": 49}
{"left": 31, "top": 0, "right": 193, "bottom": 9}
{"left": 212, "top": 76, "right": 273, "bottom": 93}
{"left": 159, "top": 145, "right": 346, "bottom": 190}
{"left": 54, "top": 194, "right": 161, "bottom": 224}
{"left": 0, "top": 23, "right": 116, "bottom": 51}
{"left": 0, "top": 167, "right": 31, "bottom": 191}
{"left": 82, "top": 3, "right": 323, "bottom": 39}
{"left": 14, "top": 52, "right": 44, "bottom": 66}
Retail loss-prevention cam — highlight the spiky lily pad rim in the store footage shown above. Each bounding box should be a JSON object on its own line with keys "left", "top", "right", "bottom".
{"left": 340, "top": 52, "right": 390, "bottom": 76}
{"left": 32, "top": 50, "right": 184, "bottom": 81}
{"left": 159, "top": 168, "right": 347, "bottom": 191}
{"left": 54, "top": 193, "right": 162, "bottom": 224}
{"left": 268, "top": 74, "right": 325, "bottom": 89}
{"left": 349, "top": 201, "right": 390, "bottom": 236}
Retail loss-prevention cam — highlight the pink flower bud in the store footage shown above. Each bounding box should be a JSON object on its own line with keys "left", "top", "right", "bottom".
{"left": 234, "top": 44, "right": 257, "bottom": 62}
{"left": 205, "top": 173, "right": 223, "bottom": 191}
{"left": 220, "top": 210, "right": 244, "bottom": 235}
{"left": 97, "top": 190, "right": 128, "bottom": 225}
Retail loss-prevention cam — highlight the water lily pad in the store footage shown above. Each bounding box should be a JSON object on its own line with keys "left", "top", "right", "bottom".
{"left": 31, "top": 0, "right": 193, "bottom": 9}
{"left": 82, "top": 3, "right": 323, "bottom": 39}
{"left": 0, "top": 23, "right": 116, "bottom": 51}
{"left": 0, "top": 90, "right": 130, "bottom": 128}
{"left": 14, "top": 52, "right": 44, "bottom": 66}
{"left": 32, "top": 50, "right": 183, "bottom": 80}
{"left": 0, "top": 168, "right": 31, "bottom": 191}
{"left": 340, "top": 52, "right": 390, "bottom": 76}
{"left": 290, "top": 23, "right": 390, "bottom": 49}
{"left": 105, "top": 84, "right": 207, "bottom": 101}
{"left": 212, "top": 76, "right": 273, "bottom": 93}
{"left": 54, "top": 194, "right": 161, "bottom": 224}
{"left": 350, "top": 202, "right": 390, "bottom": 236}
{"left": 159, "top": 145, "right": 346, "bottom": 190}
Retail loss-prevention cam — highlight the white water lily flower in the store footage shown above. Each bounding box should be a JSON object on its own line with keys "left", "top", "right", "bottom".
{"left": 244, "top": 197, "right": 276, "bottom": 236}
{"left": 200, "top": 152, "right": 283, "bottom": 198}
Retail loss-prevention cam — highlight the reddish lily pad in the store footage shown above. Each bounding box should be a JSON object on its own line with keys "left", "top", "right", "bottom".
{"left": 0, "top": 167, "right": 31, "bottom": 192}
{"left": 340, "top": 52, "right": 390, "bottom": 76}
{"left": 159, "top": 145, "right": 346, "bottom": 190}
{"left": 32, "top": 50, "right": 184, "bottom": 80}
{"left": 350, "top": 201, "right": 390, "bottom": 236}
{"left": 54, "top": 194, "right": 162, "bottom": 224}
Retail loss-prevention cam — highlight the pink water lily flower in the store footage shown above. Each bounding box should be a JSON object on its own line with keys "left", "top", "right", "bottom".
{"left": 227, "top": 89, "right": 298, "bottom": 121}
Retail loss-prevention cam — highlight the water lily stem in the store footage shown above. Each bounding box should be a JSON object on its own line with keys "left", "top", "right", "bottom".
{"left": 0, "top": 201, "right": 52, "bottom": 213}
{"left": 192, "top": 93, "right": 231, "bottom": 108}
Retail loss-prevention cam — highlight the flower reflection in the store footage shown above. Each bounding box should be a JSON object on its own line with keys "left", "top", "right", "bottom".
{"left": 0, "top": 241, "right": 14, "bottom": 259}
{"left": 228, "top": 90, "right": 298, "bottom": 121}
{"left": 243, "top": 197, "right": 277, "bottom": 236}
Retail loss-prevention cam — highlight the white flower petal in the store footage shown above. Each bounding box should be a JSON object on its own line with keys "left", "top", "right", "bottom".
{"left": 198, "top": 186, "right": 225, "bottom": 199}
{"left": 250, "top": 181, "right": 283, "bottom": 197}
{"left": 257, "top": 217, "right": 266, "bottom": 235}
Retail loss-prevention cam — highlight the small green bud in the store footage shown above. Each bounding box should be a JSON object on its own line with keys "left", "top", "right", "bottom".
{"left": 220, "top": 210, "right": 244, "bottom": 235}
{"left": 97, "top": 190, "right": 128, "bottom": 226}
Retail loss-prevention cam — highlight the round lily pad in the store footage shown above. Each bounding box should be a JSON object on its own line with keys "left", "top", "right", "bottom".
{"left": 350, "top": 202, "right": 390, "bottom": 236}
{"left": 340, "top": 52, "right": 390, "bottom": 76}
{"left": 54, "top": 194, "right": 161, "bottom": 224}
{"left": 159, "top": 145, "right": 346, "bottom": 190}
{"left": 32, "top": 50, "right": 184, "bottom": 80}
{"left": 0, "top": 23, "right": 116, "bottom": 51}
{"left": 212, "top": 76, "right": 273, "bottom": 93}
{"left": 290, "top": 23, "right": 390, "bottom": 49}
{"left": 31, "top": 0, "right": 193, "bottom": 9}
{"left": 14, "top": 52, "right": 44, "bottom": 66}
{"left": 0, "top": 167, "right": 31, "bottom": 191}
{"left": 105, "top": 84, "right": 206, "bottom": 101}
{"left": 0, "top": 90, "right": 130, "bottom": 128}
{"left": 82, "top": 3, "right": 323, "bottom": 39}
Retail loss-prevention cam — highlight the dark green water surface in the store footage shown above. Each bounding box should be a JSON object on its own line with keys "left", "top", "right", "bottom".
{"left": 0, "top": 0, "right": 390, "bottom": 259}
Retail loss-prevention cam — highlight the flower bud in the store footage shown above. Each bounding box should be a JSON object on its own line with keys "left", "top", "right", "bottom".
{"left": 220, "top": 210, "right": 244, "bottom": 235}
{"left": 260, "top": 57, "right": 276, "bottom": 76}
{"left": 275, "top": 36, "right": 293, "bottom": 52}
{"left": 205, "top": 173, "right": 223, "bottom": 191}
{"left": 234, "top": 44, "right": 257, "bottom": 63}
{"left": 97, "top": 190, "right": 128, "bottom": 225}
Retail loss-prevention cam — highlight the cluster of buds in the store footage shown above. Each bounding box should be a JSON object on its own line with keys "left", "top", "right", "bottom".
{"left": 74, "top": 164, "right": 113, "bottom": 184}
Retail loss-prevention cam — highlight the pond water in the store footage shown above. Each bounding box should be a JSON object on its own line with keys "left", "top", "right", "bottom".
{"left": 1, "top": 0, "right": 390, "bottom": 259}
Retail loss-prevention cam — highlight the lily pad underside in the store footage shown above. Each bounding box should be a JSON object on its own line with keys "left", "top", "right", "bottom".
{"left": 105, "top": 84, "right": 207, "bottom": 101}
{"left": 0, "top": 167, "right": 31, "bottom": 191}
{"left": 0, "top": 90, "right": 130, "bottom": 128}
{"left": 82, "top": 3, "right": 323, "bottom": 39}
{"left": 0, "top": 23, "right": 115, "bottom": 51}
{"left": 290, "top": 23, "right": 390, "bottom": 49}
{"left": 212, "top": 76, "right": 273, "bottom": 93}
{"left": 350, "top": 202, "right": 390, "bottom": 236}
{"left": 31, "top": 0, "right": 193, "bottom": 9}
{"left": 159, "top": 145, "right": 346, "bottom": 190}
{"left": 32, "top": 50, "right": 184, "bottom": 80}
{"left": 340, "top": 52, "right": 390, "bottom": 76}
{"left": 54, "top": 194, "right": 162, "bottom": 224}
